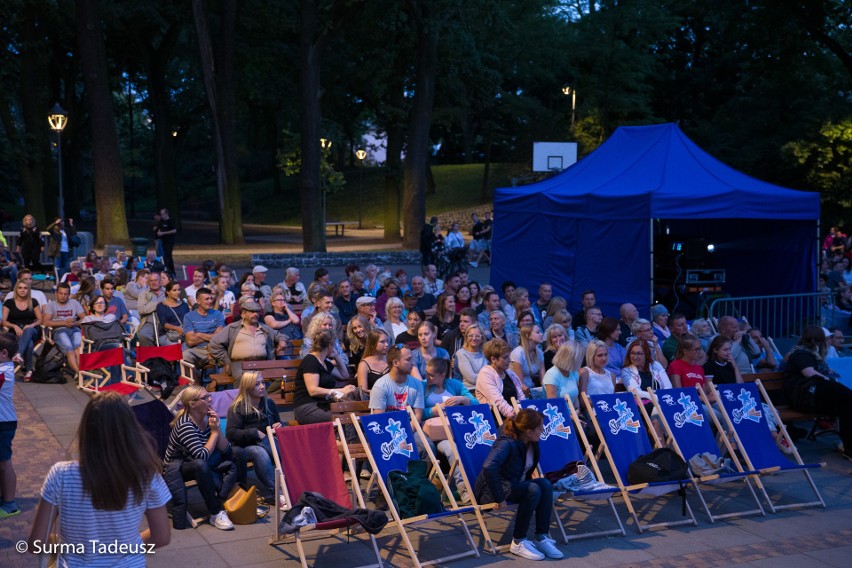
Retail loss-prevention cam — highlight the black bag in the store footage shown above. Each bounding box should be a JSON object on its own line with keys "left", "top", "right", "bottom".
{"left": 31, "top": 342, "right": 68, "bottom": 384}
{"left": 386, "top": 460, "right": 444, "bottom": 519}
{"left": 144, "top": 357, "right": 179, "bottom": 400}
{"left": 627, "top": 448, "right": 688, "bottom": 485}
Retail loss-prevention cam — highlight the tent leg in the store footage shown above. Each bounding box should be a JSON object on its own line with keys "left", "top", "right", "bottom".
{"left": 649, "top": 219, "right": 655, "bottom": 307}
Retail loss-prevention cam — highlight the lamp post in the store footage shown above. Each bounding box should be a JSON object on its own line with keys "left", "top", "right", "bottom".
{"left": 320, "top": 138, "right": 332, "bottom": 231}
{"left": 561, "top": 85, "right": 576, "bottom": 131}
{"left": 48, "top": 103, "right": 68, "bottom": 220}
{"left": 355, "top": 149, "right": 367, "bottom": 229}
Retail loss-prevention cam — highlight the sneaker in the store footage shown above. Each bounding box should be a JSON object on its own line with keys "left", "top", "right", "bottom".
{"left": 23, "top": 370, "right": 32, "bottom": 382}
{"left": 535, "top": 536, "right": 564, "bottom": 559}
{"left": 0, "top": 506, "right": 21, "bottom": 519}
{"left": 776, "top": 436, "right": 795, "bottom": 456}
{"left": 211, "top": 510, "right": 234, "bottom": 530}
{"left": 509, "top": 539, "right": 544, "bottom": 561}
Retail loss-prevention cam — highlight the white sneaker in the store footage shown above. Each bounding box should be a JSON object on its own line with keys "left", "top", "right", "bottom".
{"left": 211, "top": 510, "right": 234, "bottom": 530}
{"left": 510, "top": 539, "right": 544, "bottom": 561}
{"left": 535, "top": 536, "right": 564, "bottom": 559}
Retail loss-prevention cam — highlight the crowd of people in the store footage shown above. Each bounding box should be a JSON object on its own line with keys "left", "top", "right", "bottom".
{"left": 2, "top": 220, "right": 851, "bottom": 564}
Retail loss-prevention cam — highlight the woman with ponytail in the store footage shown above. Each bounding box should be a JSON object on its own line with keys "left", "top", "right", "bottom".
{"left": 473, "top": 408, "right": 563, "bottom": 561}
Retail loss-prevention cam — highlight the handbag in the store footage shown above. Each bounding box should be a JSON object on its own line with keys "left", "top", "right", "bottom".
{"left": 224, "top": 484, "right": 258, "bottom": 525}
{"left": 423, "top": 417, "right": 447, "bottom": 441}
{"left": 165, "top": 306, "right": 182, "bottom": 343}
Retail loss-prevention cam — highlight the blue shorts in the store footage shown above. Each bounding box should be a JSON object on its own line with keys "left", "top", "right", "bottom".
{"left": 0, "top": 421, "right": 17, "bottom": 462}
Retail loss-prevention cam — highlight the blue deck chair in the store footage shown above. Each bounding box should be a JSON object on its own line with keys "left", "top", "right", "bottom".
{"left": 437, "top": 403, "right": 518, "bottom": 553}
{"left": 712, "top": 381, "right": 825, "bottom": 513}
{"left": 649, "top": 387, "right": 765, "bottom": 522}
{"left": 582, "top": 392, "right": 697, "bottom": 533}
{"left": 353, "top": 409, "right": 481, "bottom": 567}
{"left": 517, "top": 397, "right": 626, "bottom": 542}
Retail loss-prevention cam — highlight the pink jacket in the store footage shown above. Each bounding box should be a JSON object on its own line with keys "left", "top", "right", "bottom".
{"left": 475, "top": 364, "right": 526, "bottom": 419}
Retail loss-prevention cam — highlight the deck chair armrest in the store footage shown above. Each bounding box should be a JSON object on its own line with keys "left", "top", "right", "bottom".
{"left": 624, "top": 482, "right": 650, "bottom": 491}
{"left": 134, "top": 363, "right": 152, "bottom": 373}
{"left": 79, "top": 370, "right": 103, "bottom": 379}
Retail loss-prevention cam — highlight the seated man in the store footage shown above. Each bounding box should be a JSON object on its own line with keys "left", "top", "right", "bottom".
{"left": 716, "top": 315, "right": 760, "bottom": 374}
{"left": 182, "top": 287, "right": 226, "bottom": 371}
{"left": 137, "top": 271, "right": 165, "bottom": 346}
{"left": 208, "top": 297, "right": 287, "bottom": 380}
{"left": 41, "top": 282, "right": 84, "bottom": 373}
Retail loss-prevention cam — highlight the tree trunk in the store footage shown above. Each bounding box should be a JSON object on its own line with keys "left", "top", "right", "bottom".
{"left": 480, "top": 121, "right": 493, "bottom": 202}
{"left": 402, "top": 1, "right": 440, "bottom": 249}
{"left": 76, "top": 0, "right": 130, "bottom": 246}
{"left": 298, "top": 0, "right": 326, "bottom": 252}
{"left": 192, "top": 0, "right": 244, "bottom": 244}
{"left": 384, "top": 122, "right": 403, "bottom": 242}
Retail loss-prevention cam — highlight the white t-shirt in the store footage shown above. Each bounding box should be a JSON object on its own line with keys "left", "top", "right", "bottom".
{"left": 40, "top": 461, "right": 170, "bottom": 567}
{"left": 4, "top": 289, "right": 48, "bottom": 306}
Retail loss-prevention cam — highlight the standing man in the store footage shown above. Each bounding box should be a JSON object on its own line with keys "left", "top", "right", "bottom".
{"left": 156, "top": 208, "right": 177, "bottom": 277}
{"left": 470, "top": 211, "right": 492, "bottom": 267}
{"left": 420, "top": 216, "right": 439, "bottom": 267}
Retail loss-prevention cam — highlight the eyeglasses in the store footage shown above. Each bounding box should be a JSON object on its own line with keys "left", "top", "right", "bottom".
{"left": 630, "top": 352, "right": 645, "bottom": 357}
{"left": 192, "top": 394, "right": 212, "bottom": 403}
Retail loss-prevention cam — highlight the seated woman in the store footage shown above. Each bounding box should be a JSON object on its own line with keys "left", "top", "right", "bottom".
{"left": 703, "top": 335, "right": 743, "bottom": 386}
{"left": 542, "top": 296, "right": 569, "bottom": 331}
{"left": 690, "top": 318, "right": 714, "bottom": 352}
{"left": 226, "top": 372, "right": 282, "bottom": 504}
{"left": 454, "top": 284, "right": 472, "bottom": 313}
{"left": 468, "top": 281, "right": 483, "bottom": 312}
{"left": 163, "top": 385, "right": 238, "bottom": 531}
{"left": 411, "top": 321, "right": 446, "bottom": 379}
{"left": 382, "top": 297, "right": 407, "bottom": 342}
{"left": 510, "top": 324, "right": 545, "bottom": 397}
{"left": 343, "top": 316, "right": 369, "bottom": 373}
{"left": 597, "top": 317, "right": 627, "bottom": 375}
{"left": 668, "top": 334, "right": 721, "bottom": 422}
{"left": 476, "top": 338, "right": 526, "bottom": 419}
{"left": 542, "top": 324, "right": 568, "bottom": 372}
{"left": 542, "top": 340, "right": 584, "bottom": 408}
{"left": 784, "top": 325, "right": 852, "bottom": 461}
{"left": 156, "top": 281, "right": 189, "bottom": 346}
{"left": 429, "top": 293, "right": 459, "bottom": 344}
{"left": 2, "top": 280, "right": 42, "bottom": 381}
{"left": 375, "top": 277, "right": 401, "bottom": 321}
{"left": 620, "top": 339, "right": 672, "bottom": 405}
{"left": 516, "top": 310, "right": 535, "bottom": 329}
{"left": 74, "top": 276, "right": 99, "bottom": 315}
{"left": 264, "top": 289, "right": 302, "bottom": 343}
{"left": 502, "top": 287, "right": 531, "bottom": 327}
{"left": 394, "top": 309, "right": 422, "bottom": 350}
{"left": 579, "top": 339, "right": 617, "bottom": 397}
{"left": 422, "top": 357, "right": 476, "bottom": 503}
{"left": 81, "top": 296, "right": 128, "bottom": 353}
{"left": 474, "top": 408, "right": 563, "bottom": 561}
{"left": 356, "top": 329, "right": 390, "bottom": 395}
{"left": 455, "top": 324, "right": 487, "bottom": 392}
{"left": 300, "top": 312, "right": 348, "bottom": 367}
{"left": 293, "top": 329, "right": 353, "bottom": 425}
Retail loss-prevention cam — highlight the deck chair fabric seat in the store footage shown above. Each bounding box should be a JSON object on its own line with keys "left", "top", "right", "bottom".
{"left": 353, "top": 409, "right": 483, "bottom": 567}
{"left": 649, "top": 387, "right": 765, "bottom": 522}
{"left": 583, "top": 392, "right": 698, "bottom": 532}
{"left": 77, "top": 346, "right": 142, "bottom": 396}
{"left": 713, "top": 382, "right": 825, "bottom": 513}
{"left": 268, "top": 422, "right": 383, "bottom": 568}
{"left": 516, "top": 398, "right": 625, "bottom": 542}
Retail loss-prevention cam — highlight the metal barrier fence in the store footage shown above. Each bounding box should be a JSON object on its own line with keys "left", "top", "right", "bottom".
{"left": 708, "top": 292, "right": 839, "bottom": 340}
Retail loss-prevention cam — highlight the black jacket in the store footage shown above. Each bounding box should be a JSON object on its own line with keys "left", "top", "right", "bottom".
{"left": 280, "top": 491, "right": 388, "bottom": 535}
{"left": 226, "top": 398, "right": 282, "bottom": 447}
{"left": 474, "top": 433, "right": 540, "bottom": 504}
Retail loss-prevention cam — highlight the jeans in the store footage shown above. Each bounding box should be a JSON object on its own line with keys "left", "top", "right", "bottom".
{"left": 813, "top": 380, "right": 852, "bottom": 455}
{"left": 437, "top": 440, "right": 468, "bottom": 499}
{"left": 178, "top": 448, "right": 240, "bottom": 516}
{"left": 506, "top": 478, "right": 554, "bottom": 540}
{"left": 53, "top": 327, "right": 81, "bottom": 355}
{"left": 0, "top": 265, "right": 18, "bottom": 288}
{"left": 244, "top": 440, "right": 276, "bottom": 500}
{"left": 53, "top": 252, "right": 69, "bottom": 279}
{"left": 17, "top": 327, "right": 40, "bottom": 369}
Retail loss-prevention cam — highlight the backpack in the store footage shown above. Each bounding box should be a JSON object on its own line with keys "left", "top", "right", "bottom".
{"left": 144, "top": 357, "right": 179, "bottom": 400}
{"left": 627, "top": 448, "right": 689, "bottom": 485}
{"left": 31, "top": 342, "right": 69, "bottom": 384}
{"left": 386, "top": 460, "right": 444, "bottom": 519}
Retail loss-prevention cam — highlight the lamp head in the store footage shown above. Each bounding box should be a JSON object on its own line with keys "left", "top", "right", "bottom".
{"left": 48, "top": 103, "right": 68, "bottom": 132}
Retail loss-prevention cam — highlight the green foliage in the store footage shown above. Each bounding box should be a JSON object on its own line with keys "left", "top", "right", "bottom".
{"left": 784, "top": 120, "right": 852, "bottom": 214}
{"left": 277, "top": 131, "right": 346, "bottom": 194}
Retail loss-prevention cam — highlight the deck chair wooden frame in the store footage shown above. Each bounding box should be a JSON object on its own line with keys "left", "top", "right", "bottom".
{"left": 77, "top": 346, "right": 141, "bottom": 396}
{"left": 514, "top": 397, "right": 626, "bottom": 542}
{"left": 127, "top": 343, "right": 195, "bottom": 408}
{"left": 266, "top": 421, "right": 382, "bottom": 568}
{"left": 351, "top": 408, "right": 482, "bottom": 567}
{"left": 582, "top": 392, "right": 698, "bottom": 533}
{"left": 711, "top": 381, "right": 825, "bottom": 513}
{"left": 436, "top": 403, "right": 516, "bottom": 554}
{"left": 646, "top": 387, "right": 765, "bottom": 523}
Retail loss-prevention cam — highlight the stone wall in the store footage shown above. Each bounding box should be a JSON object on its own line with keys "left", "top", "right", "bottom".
{"left": 252, "top": 250, "right": 423, "bottom": 268}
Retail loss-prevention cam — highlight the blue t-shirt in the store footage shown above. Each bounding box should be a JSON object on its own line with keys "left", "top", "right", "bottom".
{"left": 542, "top": 366, "right": 579, "bottom": 407}
{"left": 182, "top": 309, "right": 225, "bottom": 347}
{"left": 106, "top": 296, "right": 129, "bottom": 321}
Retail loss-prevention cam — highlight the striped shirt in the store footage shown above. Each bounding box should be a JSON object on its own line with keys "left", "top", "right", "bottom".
{"left": 40, "top": 461, "right": 170, "bottom": 567}
{"left": 164, "top": 414, "right": 228, "bottom": 464}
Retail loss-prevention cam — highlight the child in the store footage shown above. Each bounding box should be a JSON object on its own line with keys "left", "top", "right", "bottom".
{"left": 0, "top": 333, "right": 20, "bottom": 518}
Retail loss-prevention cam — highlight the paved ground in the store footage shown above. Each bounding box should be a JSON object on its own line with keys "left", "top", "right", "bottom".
{"left": 2, "top": 378, "right": 851, "bottom": 567}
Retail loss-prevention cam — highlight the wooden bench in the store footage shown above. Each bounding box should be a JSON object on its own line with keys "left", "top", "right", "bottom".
{"left": 207, "top": 358, "right": 302, "bottom": 393}
{"left": 325, "top": 221, "right": 351, "bottom": 237}
{"left": 742, "top": 372, "right": 835, "bottom": 438}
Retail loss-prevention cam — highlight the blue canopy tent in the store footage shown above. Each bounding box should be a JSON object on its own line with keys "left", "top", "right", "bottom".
{"left": 491, "top": 123, "right": 820, "bottom": 319}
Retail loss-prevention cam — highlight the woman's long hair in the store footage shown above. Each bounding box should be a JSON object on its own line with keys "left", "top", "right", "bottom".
{"left": 232, "top": 371, "right": 264, "bottom": 419}
{"left": 346, "top": 316, "right": 370, "bottom": 351}
{"left": 626, "top": 339, "right": 652, "bottom": 372}
{"left": 77, "top": 392, "right": 162, "bottom": 510}
{"left": 793, "top": 325, "right": 827, "bottom": 360}
{"left": 673, "top": 333, "right": 701, "bottom": 361}
{"left": 518, "top": 324, "right": 541, "bottom": 371}
{"left": 170, "top": 385, "right": 207, "bottom": 428}
{"left": 14, "top": 281, "right": 34, "bottom": 313}
{"left": 363, "top": 328, "right": 390, "bottom": 358}
{"left": 502, "top": 407, "right": 543, "bottom": 440}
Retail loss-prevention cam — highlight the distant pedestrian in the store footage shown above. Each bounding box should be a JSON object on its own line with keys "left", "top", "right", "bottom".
{"left": 157, "top": 208, "right": 177, "bottom": 277}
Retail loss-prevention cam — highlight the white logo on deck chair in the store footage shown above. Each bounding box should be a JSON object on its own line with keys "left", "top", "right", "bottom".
{"left": 534, "top": 403, "right": 571, "bottom": 440}
{"left": 729, "top": 389, "right": 762, "bottom": 424}
{"left": 453, "top": 410, "right": 496, "bottom": 449}
{"left": 607, "top": 399, "right": 640, "bottom": 435}
{"left": 673, "top": 392, "right": 704, "bottom": 428}
{"left": 368, "top": 418, "right": 414, "bottom": 461}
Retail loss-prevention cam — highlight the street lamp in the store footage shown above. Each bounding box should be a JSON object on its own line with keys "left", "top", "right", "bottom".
{"left": 48, "top": 103, "right": 68, "bottom": 220}
{"left": 561, "top": 85, "right": 576, "bottom": 131}
{"left": 355, "top": 149, "right": 367, "bottom": 229}
{"left": 320, "top": 138, "right": 333, "bottom": 233}
{"left": 320, "top": 137, "right": 332, "bottom": 151}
